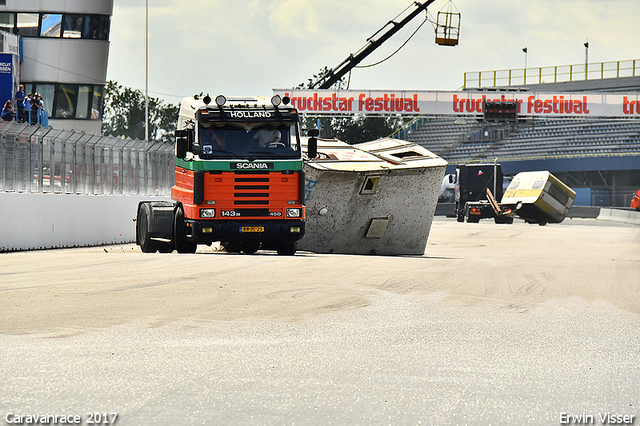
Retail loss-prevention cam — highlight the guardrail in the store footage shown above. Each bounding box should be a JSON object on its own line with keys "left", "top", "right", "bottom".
{"left": 0, "top": 122, "right": 174, "bottom": 196}
{"left": 464, "top": 59, "right": 640, "bottom": 89}
{"left": 390, "top": 116, "right": 426, "bottom": 139}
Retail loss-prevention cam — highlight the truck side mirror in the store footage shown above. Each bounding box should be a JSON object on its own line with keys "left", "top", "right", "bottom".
{"left": 175, "top": 128, "right": 195, "bottom": 158}
{"left": 307, "top": 129, "right": 319, "bottom": 158}
{"left": 176, "top": 138, "right": 188, "bottom": 159}
{"left": 307, "top": 137, "right": 318, "bottom": 159}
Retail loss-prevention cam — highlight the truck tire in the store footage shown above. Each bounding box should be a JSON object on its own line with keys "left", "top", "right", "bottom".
{"left": 137, "top": 203, "right": 159, "bottom": 253}
{"left": 455, "top": 202, "right": 464, "bottom": 222}
{"left": 174, "top": 205, "right": 197, "bottom": 254}
{"left": 494, "top": 216, "right": 514, "bottom": 224}
{"left": 157, "top": 242, "right": 174, "bottom": 253}
{"left": 277, "top": 242, "right": 296, "bottom": 256}
{"left": 241, "top": 241, "right": 260, "bottom": 255}
{"left": 222, "top": 242, "right": 242, "bottom": 254}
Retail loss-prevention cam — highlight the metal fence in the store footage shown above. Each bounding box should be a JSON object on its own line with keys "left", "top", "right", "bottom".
{"left": 0, "top": 122, "right": 174, "bottom": 195}
{"left": 464, "top": 59, "right": 640, "bottom": 89}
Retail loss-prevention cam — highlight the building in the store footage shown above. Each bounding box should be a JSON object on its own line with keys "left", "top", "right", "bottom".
{"left": 0, "top": 0, "right": 113, "bottom": 134}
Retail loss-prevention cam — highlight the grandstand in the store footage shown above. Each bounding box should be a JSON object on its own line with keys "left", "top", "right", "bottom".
{"left": 401, "top": 60, "right": 640, "bottom": 208}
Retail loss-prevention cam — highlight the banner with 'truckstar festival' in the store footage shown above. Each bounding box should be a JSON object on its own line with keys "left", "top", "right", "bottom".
{"left": 273, "top": 89, "right": 640, "bottom": 118}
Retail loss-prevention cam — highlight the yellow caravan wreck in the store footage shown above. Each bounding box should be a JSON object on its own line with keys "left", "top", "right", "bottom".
{"left": 502, "top": 171, "right": 576, "bottom": 225}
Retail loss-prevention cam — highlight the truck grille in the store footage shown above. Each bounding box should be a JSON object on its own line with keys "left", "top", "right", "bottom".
{"left": 233, "top": 174, "right": 271, "bottom": 205}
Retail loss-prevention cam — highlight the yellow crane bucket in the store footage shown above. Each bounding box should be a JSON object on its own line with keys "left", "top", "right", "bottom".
{"left": 435, "top": 0, "right": 460, "bottom": 46}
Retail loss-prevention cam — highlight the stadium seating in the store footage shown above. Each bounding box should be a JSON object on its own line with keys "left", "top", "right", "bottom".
{"left": 404, "top": 117, "right": 640, "bottom": 164}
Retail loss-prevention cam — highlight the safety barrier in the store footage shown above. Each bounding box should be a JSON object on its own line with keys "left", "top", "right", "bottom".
{"left": 0, "top": 122, "right": 175, "bottom": 196}
{"left": 597, "top": 208, "right": 640, "bottom": 226}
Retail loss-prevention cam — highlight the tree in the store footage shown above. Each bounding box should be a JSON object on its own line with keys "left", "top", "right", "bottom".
{"left": 314, "top": 114, "right": 406, "bottom": 143}
{"left": 101, "top": 81, "right": 179, "bottom": 143}
{"left": 297, "top": 69, "right": 407, "bottom": 144}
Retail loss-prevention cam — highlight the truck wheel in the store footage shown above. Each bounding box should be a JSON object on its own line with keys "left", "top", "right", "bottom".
{"left": 241, "top": 241, "right": 260, "bottom": 255}
{"left": 174, "top": 206, "right": 197, "bottom": 254}
{"left": 277, "top": 242, "right": 296, "bottom": 256}
{"left": 494, "top": 216, "right": 514, "bottom": 224}
{"left": 222, "top": 242, "right": 242, "bottom": 254}
{"left": 137, "top": 204, "right": 159, "bottom": 253}
{"left": 157, "top": 242, "right": 174, "bottom": 253}
{"left": 455, "top": 203, "right": 464, "bottom": 222}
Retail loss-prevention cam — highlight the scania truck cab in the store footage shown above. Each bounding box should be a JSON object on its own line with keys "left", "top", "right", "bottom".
{"left": 136, "top": 94, "right": 306, "bottom": 255}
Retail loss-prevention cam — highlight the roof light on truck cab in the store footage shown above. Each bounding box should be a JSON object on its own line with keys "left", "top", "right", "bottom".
{"left": 215, "top": 95, "right": 226, "bottom": 107}
{"left": 272, "top": 95, "right": 291, "bottom": 106}
{"left": 203, "top": 95, "right": 211, "bottom": 105}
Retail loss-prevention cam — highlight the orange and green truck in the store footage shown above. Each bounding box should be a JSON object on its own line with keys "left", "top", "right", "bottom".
{"left": 136, "top": 94, "right": 308, "bottom": 255}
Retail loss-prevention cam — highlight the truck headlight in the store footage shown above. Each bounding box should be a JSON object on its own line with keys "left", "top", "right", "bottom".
{"left": 200, "top": 208, "right": 216, "bottom": 218}
{"left": 286, "top": 208, "right": 301, "bottom": 218}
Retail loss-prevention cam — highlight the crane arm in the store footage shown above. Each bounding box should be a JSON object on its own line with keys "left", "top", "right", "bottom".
{"left": 310, "top": 0, "right": 438, "bottom": 90}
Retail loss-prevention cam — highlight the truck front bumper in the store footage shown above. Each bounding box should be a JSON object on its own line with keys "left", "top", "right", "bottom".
{"left": 186, "top": 219, "right": 305, "bottom": 246}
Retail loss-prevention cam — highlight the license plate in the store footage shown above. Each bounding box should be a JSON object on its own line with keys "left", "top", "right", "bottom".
{"left": 240, "top": 226, "right": 264, "bottom": 233}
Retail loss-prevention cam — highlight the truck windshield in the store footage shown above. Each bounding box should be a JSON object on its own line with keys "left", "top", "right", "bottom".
{"left": 197, "top": 122, "right": 301, "bottom": 160}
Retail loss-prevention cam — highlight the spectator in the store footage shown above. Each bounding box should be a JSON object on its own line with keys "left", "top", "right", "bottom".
{"left": 1, "top": 100, "right": 15, "bottom": 121}
{"left": 15, "top": 84, "right": 24, "bottom": 120}
{"left": 31, "top": 93, "right": 43, "bottom": 124}
{"left": 23, "top": 93, "right": 32, "bottom": 123}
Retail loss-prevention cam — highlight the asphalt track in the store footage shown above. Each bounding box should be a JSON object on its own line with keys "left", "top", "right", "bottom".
{"left": 0, "top": 217, "right": 639, "bottom": 425}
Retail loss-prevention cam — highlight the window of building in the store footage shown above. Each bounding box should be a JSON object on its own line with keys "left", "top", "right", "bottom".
{"left": 100, "top": 16, "right": 110, "bottom": 40}
{"left": 40, "top": 14, "right": 63, "bottom": 38}
{"left": 3, "top": 12, "right": 109, "bottom": 40}
{"left": 23, "top": 83, "right": 103, "bottom": 120}
{"left": 82, "top": 15, "right": 111, "bottom": 40}
{"left": 0, "top": 12, "right": 14, "bottom": 33}
{"left": 63, "top": 14, "right": 83, "bottom": 38}
{"left": 22, "top": 84, "right": 35, "bottom": 98}
{"left": 76, "top": 85, "right": 92, "bottom": 119}
{"left": 84, "top": 15, "right": 100, "bottom": 39}
{"left": 34, "top": 84, "right": 55, "bottom": 114}
{"left": 17, "top": 13, "right": 39, "bottom": 37}
{"left": 91, "top": 86, "right": 103, "bottom": 119}
{"left": 54, "top": 84, "right": 77, "bottom": 119}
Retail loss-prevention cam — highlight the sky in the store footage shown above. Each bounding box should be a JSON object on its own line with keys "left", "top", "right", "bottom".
{"left": 106, "top": 0, "right": 640, "bottom": 106}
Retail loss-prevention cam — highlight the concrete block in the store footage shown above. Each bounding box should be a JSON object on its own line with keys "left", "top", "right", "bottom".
{"left": 299, "top": 138, "right": 447, "bottom": 256}
{"left": 597, "top": 208, "right": 640, "bottom": 226}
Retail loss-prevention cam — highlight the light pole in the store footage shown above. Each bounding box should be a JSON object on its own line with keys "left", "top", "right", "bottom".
{"left": 522, "top": 47, "right": 528, "bottom": 83}
{"left": 584, "top": 41, "right": 589, "bottom": 79}
{"left": 145, "top": 0, "right": 149, "bottom": 141}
